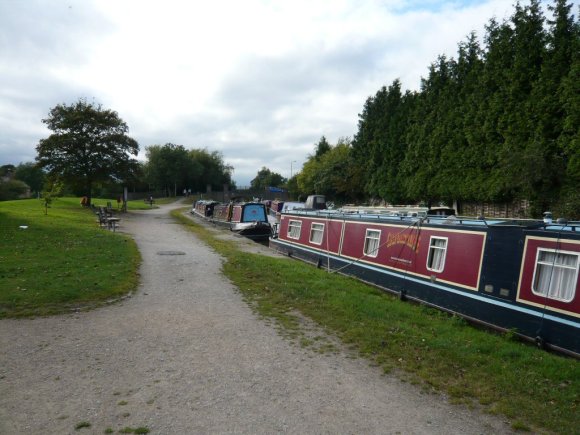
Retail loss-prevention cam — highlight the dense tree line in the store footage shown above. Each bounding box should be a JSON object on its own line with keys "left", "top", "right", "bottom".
{"left": 143, "top": 143, "right": 234, "bottom": 196}
{"left": 5, "top": 0, "right": 577, "bottom": 215}
{"left": 354, "top": 0, "right": 579, "bottom": 216}
{"left": 2, "top": 101, "right": 235, "bottom": 202}
{"left": 295, "top": 1, "right": 579, "bottom": 217}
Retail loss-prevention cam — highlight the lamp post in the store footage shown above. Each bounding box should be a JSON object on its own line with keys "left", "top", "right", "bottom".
{"left": 290, "top": 160, "right": 297, "bottom": 179}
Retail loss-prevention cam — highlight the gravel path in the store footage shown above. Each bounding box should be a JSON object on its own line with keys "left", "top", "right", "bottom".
{"left": 0, "top": 202, "right": 514, "bottom": 434}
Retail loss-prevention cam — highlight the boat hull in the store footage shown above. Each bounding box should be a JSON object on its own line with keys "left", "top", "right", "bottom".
{"left": 232, "top": 221, "right": 272, "bottom": 240}
{"left": 270, "top": 211, "right": 580, "bottom": 357}
{"left": 191, "top": 201, "right": 272, "bottom": 241}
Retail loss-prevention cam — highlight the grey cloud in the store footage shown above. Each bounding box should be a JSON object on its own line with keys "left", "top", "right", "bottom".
{"left": 215, "top": 41, "right": 385, "bottom": 116}
{"left": 1, "top": 0, "right": 112, "bottom": 67}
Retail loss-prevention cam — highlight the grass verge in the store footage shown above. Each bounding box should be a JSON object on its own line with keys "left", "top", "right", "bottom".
{"left": 172, "top": 209, "right": 580, "bottom": 435}
{"left": 0, "top": 197, "right": 140, "bottom": 317}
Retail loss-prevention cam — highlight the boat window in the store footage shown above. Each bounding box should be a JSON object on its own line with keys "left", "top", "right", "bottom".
{"left": 288, "top": 220, "right": 302, "bottom": 239}
{"left": 427, "top": 236, "right": 447, "bottom": 272}
{"left": 363, "top": 229, "right": 381, "bottom": 258}
{"left": 532, "top": 249, "right": 579, "bottom": 302}
{"left": 243, "top": 204, "right": 266, "bottom": 222}
{"left": 309, "top": 223, "right": 325, "bottom": 245}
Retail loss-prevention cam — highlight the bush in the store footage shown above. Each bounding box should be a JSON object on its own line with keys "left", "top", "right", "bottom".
{"left": 0, "top": 179, "right": 30, "bottom": 201}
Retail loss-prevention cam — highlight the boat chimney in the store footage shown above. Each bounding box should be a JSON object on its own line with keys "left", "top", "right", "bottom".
{"left": 543, "top": 211, "right": 553, "bottom": 224}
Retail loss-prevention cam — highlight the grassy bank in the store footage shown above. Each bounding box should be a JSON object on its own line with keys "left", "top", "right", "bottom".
{"left": 0, "top": 197, "right": 140, "bottom": 317}
{"left": 172, "top": 209, "right": 579, "bottom": 434}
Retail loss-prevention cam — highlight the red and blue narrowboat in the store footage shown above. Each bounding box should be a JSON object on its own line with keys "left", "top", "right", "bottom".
{"left": 270, "top": 205, "right": 580, "bottom": 357}
{"left": 191, "top": 199, "right": 219, "bottom": 218}
{"left": 191, "top": 200, "right": 272, "bottom": 240}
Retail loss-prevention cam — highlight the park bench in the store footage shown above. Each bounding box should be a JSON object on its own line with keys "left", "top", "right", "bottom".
{"left": 144, "top": 197, "right": 155, "bottom": 207}
{"left": 96, "top": 206, "right": 121, "bottom": 232}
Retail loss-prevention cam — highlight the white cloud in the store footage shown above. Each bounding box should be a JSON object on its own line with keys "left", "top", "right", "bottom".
{"left": 0, "top": 0, "right": 531, "bottom": 185}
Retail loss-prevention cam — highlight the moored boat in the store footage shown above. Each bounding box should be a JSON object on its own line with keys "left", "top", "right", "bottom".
{"left": 270, "top": 201, "right": 580, "bottom": 357}
{"left": 340, "top": 204, "right": 429, "bottom": 217}
{"left": 191, "top": 200, "right": 272, "bottom": 240}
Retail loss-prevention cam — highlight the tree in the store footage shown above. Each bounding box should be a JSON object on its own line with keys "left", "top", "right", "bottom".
{"left": 188, "top": 148, "right": 234, "bottom": 192}
{"left": 314, "top": 136, "right": 331, "bottom": 159}
{"left": 297, "top": 137, "right": 363, "bottom": 202}
{"left": 495, "top": 0, "right": 548, "bottom": 212}
{"left": 14, "top": 162, "right": 46, "bottom": 195}
{"left": 286, "top": 175, "right": 300, "bottom": 200}
{"left": 0, "top": 164, "right": 16, "bottom": 177}
{"left": 250, "top": 167, "right": 286, "bottom": 191}
{"left": 353, "top": 79, "right": 416, "bottom": 203}
{"left": 144, "top": 143, "right": 200, "bottom": 196}
{"left": 555, "top": 0, "right": 580, "bottom": 217}
{"left": 475, "top": 17, "right": 515, "bottom": 201}
{"left": 0, "top": 179, "right": 29, "bottom": 201}
{"left": 402, "top": 55, "right": 455, "bottom": 204}
{"left": 36, "top": 99, "right": 139, "bottom": 205}
{"left": 144, "top": 145, "right": 235, "bottom": 195}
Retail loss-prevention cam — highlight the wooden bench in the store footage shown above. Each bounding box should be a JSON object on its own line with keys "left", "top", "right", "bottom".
{"left": 96, "top": 206, "right": 121, "bottom": 232}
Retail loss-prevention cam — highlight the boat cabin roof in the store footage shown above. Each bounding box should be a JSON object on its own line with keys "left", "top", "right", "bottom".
{"left": 281, "top": 208, "right": 580, "bottom": 232}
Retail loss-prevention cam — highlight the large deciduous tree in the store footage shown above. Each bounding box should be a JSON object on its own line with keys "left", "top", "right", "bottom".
{"left": 36, "top": 99, "right": 139, "bottom": 205}
{"left": 297, "top": 137, "right": 363, "bottom": 203}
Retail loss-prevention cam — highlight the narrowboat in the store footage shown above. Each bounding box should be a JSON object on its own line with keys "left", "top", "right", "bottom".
{"left": 270, "top": 206, "right": 580, "bottom": 357}
{"left": 192, "top": 199, "right": 219, "bottom": 218}
{"left": 191, "top": 200, "right": 272, "bottom": 240}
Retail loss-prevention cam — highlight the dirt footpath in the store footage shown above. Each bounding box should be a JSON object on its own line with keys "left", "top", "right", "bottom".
{"left": 0, "top": 202, "right": 514, "bottom": 434}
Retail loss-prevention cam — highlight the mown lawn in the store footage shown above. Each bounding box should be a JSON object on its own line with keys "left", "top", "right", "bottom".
{"left": 172, "top": 209, "right": 580, "bottom": 435}
{"left": 0, "top": 197, "right": 140, "bottom": 317}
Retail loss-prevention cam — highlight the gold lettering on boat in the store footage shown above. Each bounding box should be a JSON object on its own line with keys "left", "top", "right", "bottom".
{"left": 385, "top": 232, "right": 420, "bottom": 253}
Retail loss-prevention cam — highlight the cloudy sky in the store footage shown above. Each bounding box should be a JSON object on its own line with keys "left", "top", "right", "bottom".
{"left": 1, "top": 0, "right": 537, "bottom": 186}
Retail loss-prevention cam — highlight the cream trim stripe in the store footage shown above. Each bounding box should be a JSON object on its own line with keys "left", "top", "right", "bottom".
{"left": 274, "top": 239, "right": 579, "bottom": 329}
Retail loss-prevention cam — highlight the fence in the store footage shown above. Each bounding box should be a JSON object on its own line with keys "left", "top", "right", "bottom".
{"left": 459, "top": 199, "right": 531, "bottom": 219}
{"left": 127, "top": 188, "right": 289, "bottom": 203}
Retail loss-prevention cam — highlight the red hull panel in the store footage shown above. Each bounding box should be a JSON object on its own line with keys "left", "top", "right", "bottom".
{"left": 279, "top": 216, "right": 485, "bottom": 291}
{"left": 517, "top": 236, "right": 580, "bottom": 317}
{"left": 339, "top": 222, "right": 485, "bottom": 291}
